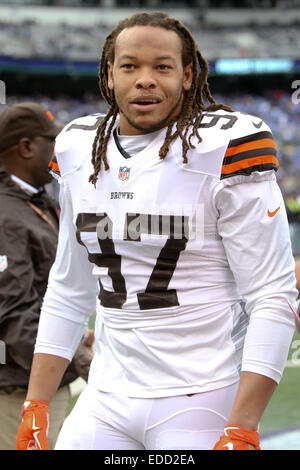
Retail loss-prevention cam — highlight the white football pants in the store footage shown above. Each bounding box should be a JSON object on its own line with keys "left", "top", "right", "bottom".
{"left": 55, "top": 381, "right": 239, "bottom": 450}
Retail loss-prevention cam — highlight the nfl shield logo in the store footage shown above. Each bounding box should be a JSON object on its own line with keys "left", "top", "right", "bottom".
{"left": 0, "top": 255, "right": 8, "bottom": 272}
{"left": 119, "top": 166, "right": 130, "bottom": 182}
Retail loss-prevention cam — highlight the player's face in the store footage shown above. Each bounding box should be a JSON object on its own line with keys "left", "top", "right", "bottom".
{"left": 107, "top": 26, "right": 193, "bottom": 135}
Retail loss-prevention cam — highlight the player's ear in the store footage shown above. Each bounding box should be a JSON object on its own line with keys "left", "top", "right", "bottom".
{"left": 183, "top": 62, "right": 193, "bottom": 91}
{"left": 107, "top": 62, "right": 114, "bottom": 90}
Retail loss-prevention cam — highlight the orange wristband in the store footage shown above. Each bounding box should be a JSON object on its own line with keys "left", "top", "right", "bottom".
{"left": 213, "top": 425, "right": 260, "bottom": 450}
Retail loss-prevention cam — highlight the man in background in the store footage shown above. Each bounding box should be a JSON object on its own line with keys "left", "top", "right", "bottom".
{"left": 0, "top": 102, "right": 93, "bottom": 450}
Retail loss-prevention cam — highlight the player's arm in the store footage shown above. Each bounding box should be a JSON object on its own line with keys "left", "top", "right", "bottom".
{"left": 16, "top": 353, "right": 70, "bottom": 451}
{"left": 26, "top": 353, "right": 70, "bottom": 402}
{"left": 214, "top": 371, "right": 276, "bottom": 450}
{"left": 213, "top": 373, "right": 275, "bottom": 450}
{"left": 213, "top": 170, "right": 298, "bottom": 450}
{"left": 226, "top": 371, "right": 276, "bottom": 432}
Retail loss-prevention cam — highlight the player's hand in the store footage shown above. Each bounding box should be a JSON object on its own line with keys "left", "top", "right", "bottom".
{"left": 73, "top": 329, "right": 94, "bottom": 381}
{"left": 16, "top": 400, "right": 49, "bottom": 450}
{"left": 213, "top": 425, "right": 260, "bottom": 450}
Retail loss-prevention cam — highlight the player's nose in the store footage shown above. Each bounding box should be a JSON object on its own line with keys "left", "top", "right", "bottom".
{"left": 135, "top": 69, "right": 157, "bottom": 89}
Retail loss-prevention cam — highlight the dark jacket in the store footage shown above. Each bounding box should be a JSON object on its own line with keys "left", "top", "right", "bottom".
{"left": 0, "top": 170, "right": 77, "bottom": 388}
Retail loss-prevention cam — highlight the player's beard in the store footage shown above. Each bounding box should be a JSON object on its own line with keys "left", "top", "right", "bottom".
{"left": 117, "top": 90, "right": 185, "bottom": 134}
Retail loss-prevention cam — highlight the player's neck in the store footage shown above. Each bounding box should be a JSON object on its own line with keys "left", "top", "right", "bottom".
{"left": 113, "top": 127, "right": 162, "bottom": 159}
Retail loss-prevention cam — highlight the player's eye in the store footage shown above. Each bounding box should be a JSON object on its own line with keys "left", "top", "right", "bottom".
{"left": 157, "top": 64, "right": 171, "bottom": 71}
{"left": 121, "top": 64, "right": 135, "bottom": 70}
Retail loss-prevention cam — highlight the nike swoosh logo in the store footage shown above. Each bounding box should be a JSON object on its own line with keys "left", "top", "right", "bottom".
{"left": 252, "top": 120, "right": 263, "bottom": 128}
{"left": 224, "top": 426, "right": 239, "bottom": 436}
{"left": 223, "top": 442, "right": 234, "bottom": 450}
{"left": 267, "top": 206, "right": 280, "bottom": 217}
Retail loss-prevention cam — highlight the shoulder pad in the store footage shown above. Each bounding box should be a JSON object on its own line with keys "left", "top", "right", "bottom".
{"left": 52, "top": 114, "right": 104, "bottom": 177}
{"left": 182, "top": 110, "right": 278, "bottom": 179}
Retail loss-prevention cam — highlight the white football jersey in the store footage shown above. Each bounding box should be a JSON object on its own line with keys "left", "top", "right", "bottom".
{"left": 36, "top": 109, "right": 298, "bottom": 397}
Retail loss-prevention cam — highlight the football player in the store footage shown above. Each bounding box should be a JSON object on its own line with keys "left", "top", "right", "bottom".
{"left": 16, "top": 12, "right": 298, "bottom": 451}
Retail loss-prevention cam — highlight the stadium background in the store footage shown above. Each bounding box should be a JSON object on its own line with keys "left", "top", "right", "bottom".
{"left": 1, "top": 0, "right": 300, "bottom": 451}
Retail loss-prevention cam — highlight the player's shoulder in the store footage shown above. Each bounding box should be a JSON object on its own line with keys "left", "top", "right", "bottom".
{"left": 198, "top": 108, "right": 273, "bottom": 141}
{"left": 217, "top": 110, "right": 278, "bottom": 180}
{"left": 50, "top": 113, "right": 105, "bottom": 178}
{"left": 188, "top": 109, "right": 278, "bottom": 180}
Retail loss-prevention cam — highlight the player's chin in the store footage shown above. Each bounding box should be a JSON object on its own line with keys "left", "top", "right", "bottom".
{"left": 132, "top": 114, "right": 169, "bottom": 133}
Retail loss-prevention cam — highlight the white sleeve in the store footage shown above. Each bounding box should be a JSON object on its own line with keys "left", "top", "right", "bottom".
{"left": 215, "top": 171, "right": 298, "bottom": 383}
{"left": 34, "top": 178, "right": 98, "bottom": 361}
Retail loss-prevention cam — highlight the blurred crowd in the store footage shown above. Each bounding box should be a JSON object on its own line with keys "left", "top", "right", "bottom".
{"left": 0, "top": 18, "right": 300, "bottom": 61}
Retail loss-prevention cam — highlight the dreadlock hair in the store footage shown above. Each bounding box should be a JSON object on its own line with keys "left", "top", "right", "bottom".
{"left": 89, "top": 11, "right": 234, "bottom": 186}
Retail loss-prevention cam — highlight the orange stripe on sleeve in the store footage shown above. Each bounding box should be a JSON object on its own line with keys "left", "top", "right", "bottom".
{"left": 224, "top": 138, "right": 277, "bottom": 158}
{"left": 221, "top": 155, "right": 279, "bottom": 175}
